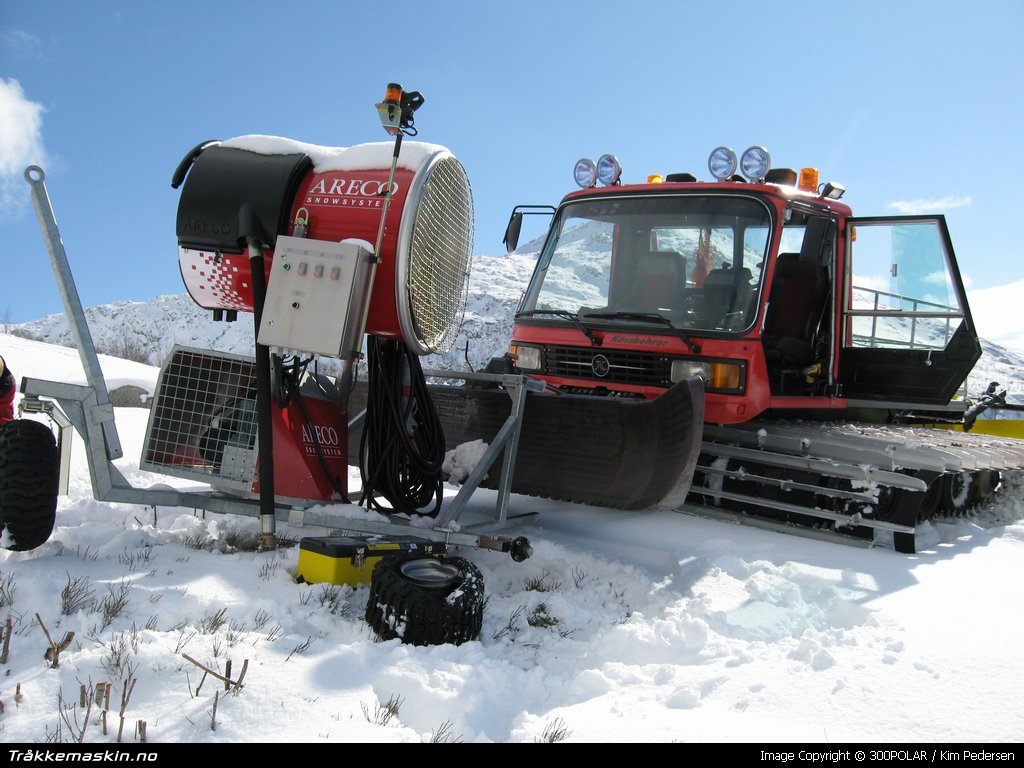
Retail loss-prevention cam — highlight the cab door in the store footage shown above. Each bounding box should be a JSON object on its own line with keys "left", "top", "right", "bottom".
{"left": 837, "top": 216, "right": 981, "bottom": 405}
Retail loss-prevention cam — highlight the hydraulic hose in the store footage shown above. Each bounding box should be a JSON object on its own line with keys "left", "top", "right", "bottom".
{"left": 359, "top": 337, "right": 446, "bottom": 516}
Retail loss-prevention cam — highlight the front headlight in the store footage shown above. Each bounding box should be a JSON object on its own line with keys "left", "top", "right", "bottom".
{"left": 671, "top": 360, "right": 711, "bottom": 383}
{"left": 511, "top": 345, "right": 542, "bottom": 371}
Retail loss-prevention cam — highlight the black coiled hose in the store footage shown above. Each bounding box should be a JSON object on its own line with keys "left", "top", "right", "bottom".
{"left": 359, "top": 337, "right": 446, "bottom": 516}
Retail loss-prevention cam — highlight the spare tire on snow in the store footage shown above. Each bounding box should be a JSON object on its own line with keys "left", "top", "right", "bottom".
{"left": 0, "top": 419, "right": 59, "bottom": 551}
{"left": 365, "top": 552, "right": 484, "bottom": 646}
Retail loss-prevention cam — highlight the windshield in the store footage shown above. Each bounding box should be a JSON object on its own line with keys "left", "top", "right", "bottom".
{"left": 520, "top": 194, "right": 773, "bottom": 332}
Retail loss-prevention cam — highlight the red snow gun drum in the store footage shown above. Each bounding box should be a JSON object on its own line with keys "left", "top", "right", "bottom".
{"left": 172, "top": 135, "right": 474, "bottom": 356}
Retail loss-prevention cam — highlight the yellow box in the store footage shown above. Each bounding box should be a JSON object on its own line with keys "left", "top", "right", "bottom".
{"left": 296, "top": 535, "right": 447, "bottom": 587}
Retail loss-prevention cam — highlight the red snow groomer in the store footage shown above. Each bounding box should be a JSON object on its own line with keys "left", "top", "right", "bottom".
{"left": 438, "top": 146, "right": 1024, "bottom": 552}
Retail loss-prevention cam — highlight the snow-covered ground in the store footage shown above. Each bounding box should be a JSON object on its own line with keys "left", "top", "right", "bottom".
{"left": 1, "top": 330, "right": 1023, "bottom": 744}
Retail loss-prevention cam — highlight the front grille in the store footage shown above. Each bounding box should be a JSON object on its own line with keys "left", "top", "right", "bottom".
{"left": 545, "top": 346, "right": 673, "bottom": 387}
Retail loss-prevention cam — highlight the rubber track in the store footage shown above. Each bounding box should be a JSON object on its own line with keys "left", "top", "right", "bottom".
{"left": 688, "top": 419, "right": 1024, "bottom": 552}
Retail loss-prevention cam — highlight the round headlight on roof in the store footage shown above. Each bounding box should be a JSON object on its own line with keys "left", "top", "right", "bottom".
{"left": 596, "top": 154, "right": 622, "bottom": 186}
{"left": 708, "top": 146, "right": 738, "bottom": 180}
{"left": 740, "top": 145, "right": 771, "bottom": 182}
{"left": 574, "top": 157, "right": 598, "bottom": 188}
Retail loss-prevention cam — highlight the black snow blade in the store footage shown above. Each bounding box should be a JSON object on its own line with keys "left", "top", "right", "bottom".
{"left": 426, "top": 377, "right": 704, "bottom": 510}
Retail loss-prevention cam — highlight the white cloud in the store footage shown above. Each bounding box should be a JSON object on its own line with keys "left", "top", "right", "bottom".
{"left": 887, "top": 195, "right": 972, "bottom": 214}
{"left": 0, "top": 78, "right": 47, "bottom": 220}
{"left": 1, "top": 29, "right": 42, "bottom": 59}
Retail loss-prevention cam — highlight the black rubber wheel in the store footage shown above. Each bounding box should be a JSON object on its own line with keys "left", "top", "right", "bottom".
{"left": 0, "top": 419, "right": 59, "bottom": 551}
{"left": 365, "top": 552, "right": 485, "bottom": 646}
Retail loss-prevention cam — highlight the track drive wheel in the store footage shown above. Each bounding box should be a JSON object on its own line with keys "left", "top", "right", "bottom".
{"left": 940, "top": 472, "right": 973, "bottom": 515}
{"left": 917, "top": 475, "right": 945, "bottom": 522}
{"left": 0, "top": 419, "right": 59, "bottom": 551}
{"left": 970, "top": 470, "right": 999, "bottom": 509}
{"left": 365, "top": 552, "right": 485, "bottom": 646}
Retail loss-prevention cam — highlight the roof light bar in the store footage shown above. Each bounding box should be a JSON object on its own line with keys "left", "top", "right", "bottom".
{"left": 573, "top": 157, "right": 598, "bottom": 188}
{"left": 739, "top": 146, "right": 771, "bottom": 182}
{"left": 821, "top": 181, "right": 846, "bottom": 200}
{"left": 596, "top": 154, "right": 622, "bottom": 186}
{"left": 708, "top": 146, "right": 738, "bottom": 181}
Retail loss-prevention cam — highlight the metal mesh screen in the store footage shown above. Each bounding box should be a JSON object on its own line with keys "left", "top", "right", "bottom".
{"left": 142, "top": 347, "right": 258, "bottom": 490}
{"left": 406, "top": 155, "right": 474, "bottom": 354}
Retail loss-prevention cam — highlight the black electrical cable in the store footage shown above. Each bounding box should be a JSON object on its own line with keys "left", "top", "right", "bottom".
{"left": 359, "top": 336, "right": 446, "bottom": 517}
{"left": 272, "top": 354, "right": 312, "bottom": 409}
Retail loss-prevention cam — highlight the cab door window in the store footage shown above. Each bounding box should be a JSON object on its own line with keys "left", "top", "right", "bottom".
{"left": 845, "top": 218, "right": 965, "bottom": 349}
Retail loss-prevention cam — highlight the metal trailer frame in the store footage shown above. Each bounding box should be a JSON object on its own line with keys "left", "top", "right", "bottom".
{"left": 21, "top": 165, "right": 535, "bottom": 561}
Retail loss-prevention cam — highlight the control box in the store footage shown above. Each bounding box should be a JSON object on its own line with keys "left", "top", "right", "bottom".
{"left": 258, "top": 236, "right": 375, "bottom": 358}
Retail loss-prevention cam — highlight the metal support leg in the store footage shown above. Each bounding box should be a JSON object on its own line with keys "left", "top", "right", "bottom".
{"left": 434, "top": 374, "right": 543, "bottom": 528}
{"left": 24, "top": 166, "right": 122, "bottom": 461}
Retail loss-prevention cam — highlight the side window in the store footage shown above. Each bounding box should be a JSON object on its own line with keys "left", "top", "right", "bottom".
{"left": 777, "top": 225, "right": 808, "bottom": 254}
{"left": 845, "top": 219, "right": 964, "bottom": 350}
{"left": 777, "top": 216, "right": 835, "bottom": 260}
{"left": 741, "top": 228, "right": 767, "bottom": 286}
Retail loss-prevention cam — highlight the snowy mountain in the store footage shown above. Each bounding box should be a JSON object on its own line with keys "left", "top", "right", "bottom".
{"left": 6, "top": 294, "right": 252, "bottom": 368}
{"left": 9, "top": 248, "right": 1024, "bottom": 404}
{"left": 6, "top": 251, "right": 537, "bottom": 377}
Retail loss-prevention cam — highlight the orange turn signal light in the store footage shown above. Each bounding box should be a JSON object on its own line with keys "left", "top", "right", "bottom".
{"left": 709, "top": 362, "right": 743, "bottom": 390}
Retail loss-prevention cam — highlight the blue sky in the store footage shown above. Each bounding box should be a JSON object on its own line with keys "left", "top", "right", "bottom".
{"left": 1, "top": 0, "right": 1021, "bottom": 323}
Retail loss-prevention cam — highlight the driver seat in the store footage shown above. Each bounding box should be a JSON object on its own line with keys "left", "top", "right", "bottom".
{"left": 617, "top": 250, "right": 687, "bottom": 311}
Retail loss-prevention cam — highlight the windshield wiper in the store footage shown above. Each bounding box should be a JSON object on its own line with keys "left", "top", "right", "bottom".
{"left": 582, "top": 311, "right": 702, "bottom": 353}
{"left": 515, "top": 310, "right": 602, "bottom": 346}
